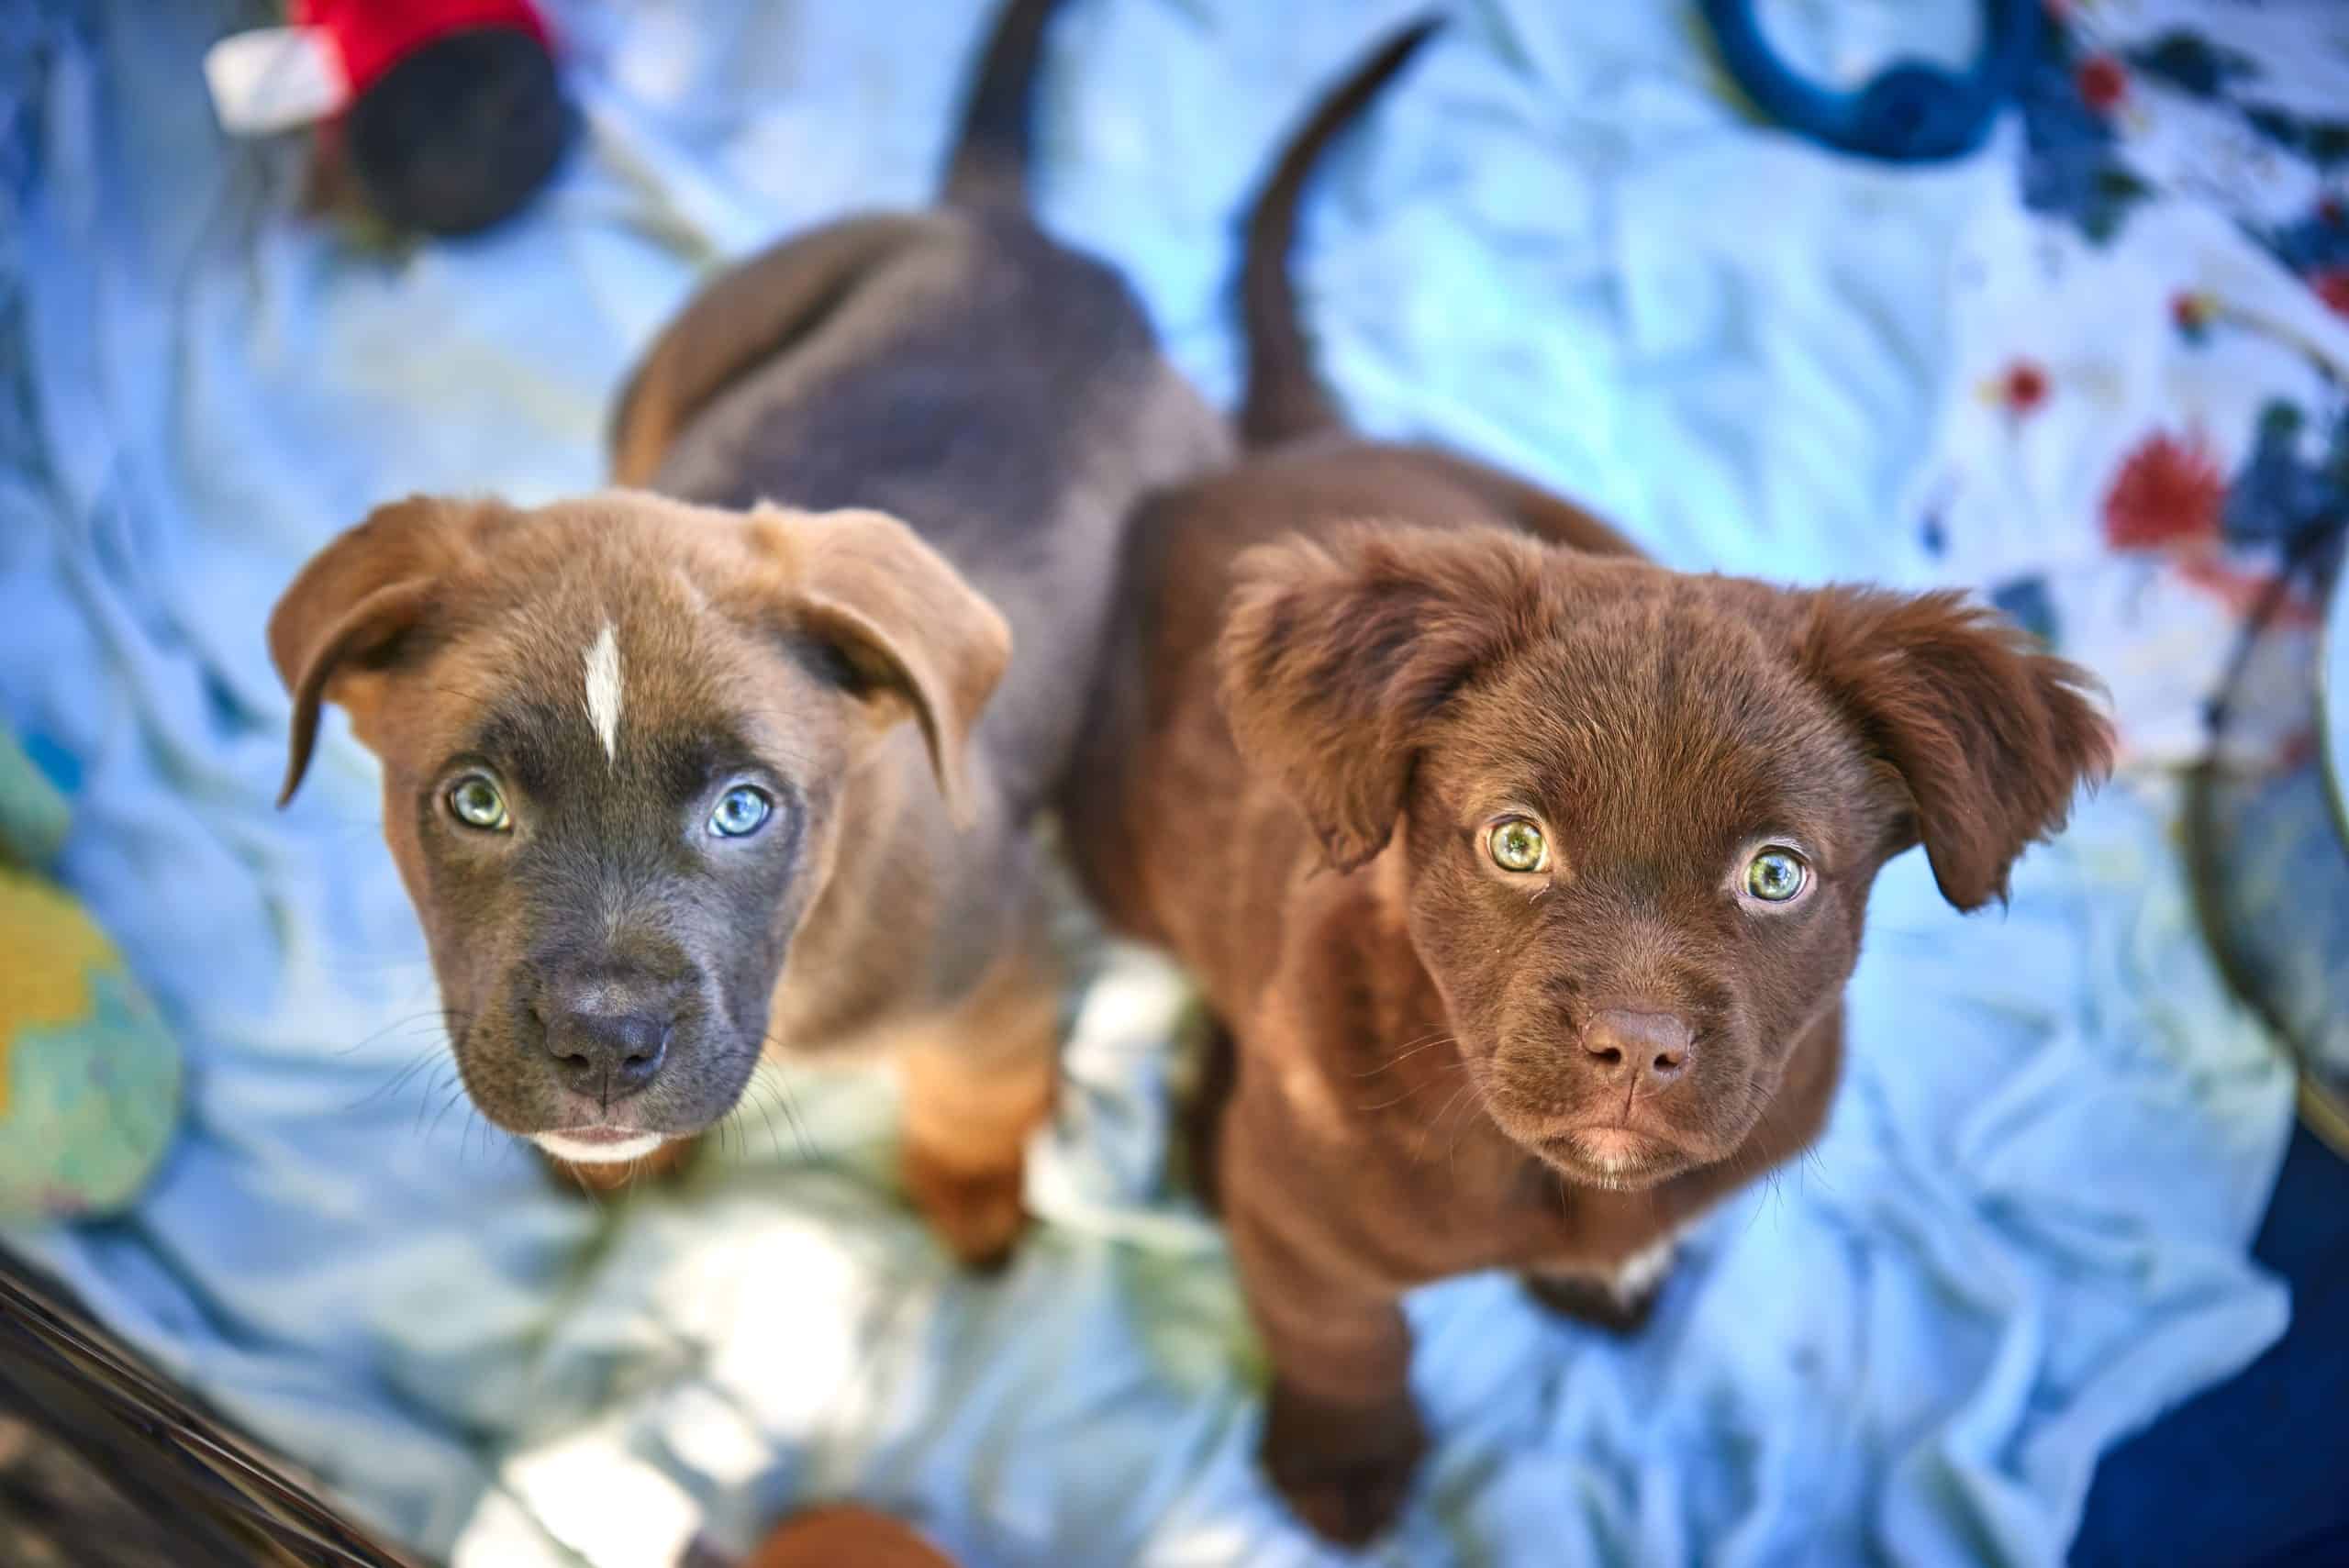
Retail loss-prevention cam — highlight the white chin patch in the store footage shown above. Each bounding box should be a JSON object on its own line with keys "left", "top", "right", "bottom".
{"left": 533, "top": 1130, "right": 667, "bottom": 1165}
{"left": 1611, "top": 1234, "right": 1680, "bottom": 1300}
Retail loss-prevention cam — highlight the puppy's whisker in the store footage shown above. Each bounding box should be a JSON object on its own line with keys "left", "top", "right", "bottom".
{"left": 332, "top": 1008, "right": 469, "bottom": 1059}
{"left": 753, "top": 1076, "right": 807, "bottom": 1162}
{"left": 1356, "top": 1056, "right": 1469, "bottom": 1111}
{"left": 1349, "top": 1033, "right": 1456, "bottom": 1077}
{"left": 1444, "top": 1079, "right": 1492, "bottom": 1177}
{"left": 411, "top": 1064, "right": 451, "bottom": 1137}
{"left": 744, "top": 1074, "right": 785, "bottom": 1161}
{"left": 425, "top": 1079, "right": 469, "bottom": 1145}
{"left": 350, "top": 1051, "right": 446, "bottom": 1113}
{"left": 464, "top": 1102, "right": 495, "bottom": 1169}
{"left": 750, "top": 1049, "right": 816, "bottom": 1159}
{"left": 1415, "top": 1077, "right": 1484, "bottom": 1168}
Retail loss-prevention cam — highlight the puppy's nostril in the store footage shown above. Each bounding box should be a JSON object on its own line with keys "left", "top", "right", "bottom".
{"left": 540, "top": 1005, "right": 672, "bottom": 1101}
{"left": 1581, "top": 1008, "right": 1695, "bottom": 1088}
{"left": 613, "top": 1027, "right": 667, "bottom": 1089}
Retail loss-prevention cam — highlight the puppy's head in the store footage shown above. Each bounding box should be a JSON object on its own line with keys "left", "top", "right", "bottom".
{"left": 1219, "top": 523, "right": 2112, "bottom": 1191}
{"left": 271, "top": 493, "right": 1009, "bottom": 1164}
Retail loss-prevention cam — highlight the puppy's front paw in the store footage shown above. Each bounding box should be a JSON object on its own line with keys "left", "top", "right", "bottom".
{"left": 902, "top": 1146, "right": 1029, "bottom": 1273}
{"left": 1263, "top": 1380, "right": 1427, "bottom": 1547}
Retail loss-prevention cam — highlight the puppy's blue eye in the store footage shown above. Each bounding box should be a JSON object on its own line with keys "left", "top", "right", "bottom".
{"left": 446, "top": 774, "right": 510, "bottom": 832}
{"left": 709, "top": 785, "right": 773, "bottom": 839}
{"left": 1744, "top": 848, "right": 1808, "bottom": 903}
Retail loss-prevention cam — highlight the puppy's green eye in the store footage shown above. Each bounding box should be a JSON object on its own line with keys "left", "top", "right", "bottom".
{"left": 709, "top": 785, "right": 773, "bottom": 839}
{"left": 447, "top": 774, "right": 510, "bottom": 832}
{"left": 1486, "top": 817, "right": 1548, "bottom": 873}
{"left": 1744, "top": 848, "right": 1808, "bottom": 902}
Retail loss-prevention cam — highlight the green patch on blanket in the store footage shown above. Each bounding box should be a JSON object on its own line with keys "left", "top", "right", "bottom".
{"left": 0, "top": 731, "right": 181, "bottom": 1221}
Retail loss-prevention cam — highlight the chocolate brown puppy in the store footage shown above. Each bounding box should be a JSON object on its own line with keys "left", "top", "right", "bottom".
{"left": 268, "top": 0, "right": 1228, "bottom": 1264}
{"left": 1063, "top": 23, "right": 2115, "bottom": 1545}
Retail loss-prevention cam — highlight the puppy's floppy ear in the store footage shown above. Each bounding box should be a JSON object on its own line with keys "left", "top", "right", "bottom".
{"left": 1217, "top": 523, "right": 1546, "bottom": 872}
{"left": 269, "top": 496, "right": 501, "bottom": 807}
{"left": 756, "top": 506, "right": 1013, "bottom": 828}
{"left": 1798, "top": 587, "right": 2116, "bottom": 910}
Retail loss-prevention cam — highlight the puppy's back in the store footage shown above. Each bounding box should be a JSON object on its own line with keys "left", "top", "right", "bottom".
{"left": 1063, "top": 23, "right": 1632, "bottom": 948}
{"left": 607, "top": 0, "right": 1228, "bottom": 814}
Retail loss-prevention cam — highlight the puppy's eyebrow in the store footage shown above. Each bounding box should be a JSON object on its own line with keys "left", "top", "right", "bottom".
{"left": 465, "top": 703, "right": 565, "bottom": 797}
{"left": 651, "top": 728, "right": 764, "bottom": 800}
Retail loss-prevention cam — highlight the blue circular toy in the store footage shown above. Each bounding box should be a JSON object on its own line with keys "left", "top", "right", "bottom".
{"left": 1698, "top": 0, "right": 2040, "bottom": 162}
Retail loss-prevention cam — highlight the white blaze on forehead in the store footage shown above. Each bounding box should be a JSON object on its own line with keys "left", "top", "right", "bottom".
{"left": 584, "top": 621, "right": 624, "bottom": 763}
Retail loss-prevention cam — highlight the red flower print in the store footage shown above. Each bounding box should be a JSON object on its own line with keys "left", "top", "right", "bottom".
{"left": 2171, "top": 291, "right": 2216, "bottom": 335}
{"left": 2001, "top": 360, "right": 2051, "bottom": 416}
{"left": 2102, "top": 431, "right": 2226, "bottom": 550}
{"left": 2076, "top": 55, "right": 2129, "bottom": 114}
{"left": 2314, "top": 267, "right": 2349, "bottom": 319}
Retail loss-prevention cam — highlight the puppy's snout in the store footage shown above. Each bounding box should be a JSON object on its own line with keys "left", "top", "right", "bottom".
{"left": 1580, "top": 1007, "right": 1694, "bottom": 1090}
{"left": 529, "top": 970, "right": 683, "bottom": 1102}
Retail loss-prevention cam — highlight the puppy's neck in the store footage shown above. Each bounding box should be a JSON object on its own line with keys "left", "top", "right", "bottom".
{"left": 763, "top": 727, "right": 1004, "bottom": 1055}
{"left": 763, "top": 728, "right": 935, "bottom": 1053}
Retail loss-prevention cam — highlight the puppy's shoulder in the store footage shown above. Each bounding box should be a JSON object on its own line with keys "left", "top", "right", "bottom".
{"left": 1254, "top": 858, "right": 1418, "bottom": 1055}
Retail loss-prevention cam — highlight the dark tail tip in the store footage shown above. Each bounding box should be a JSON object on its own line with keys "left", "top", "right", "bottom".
{"left": 941, "top": 0, "right": 1067, "bottom": 208}
{"left": 1239, "top": 16, "right": 1444, "bottom": 449}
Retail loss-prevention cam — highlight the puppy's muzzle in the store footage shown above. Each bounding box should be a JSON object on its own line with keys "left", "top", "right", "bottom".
{"left": 519, "top": 964, "right": 686, "bottom": 1105}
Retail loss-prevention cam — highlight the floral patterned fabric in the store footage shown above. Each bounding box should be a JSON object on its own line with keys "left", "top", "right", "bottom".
{"left": 1910, "top": 0, "right": 2349, "bottom": 771}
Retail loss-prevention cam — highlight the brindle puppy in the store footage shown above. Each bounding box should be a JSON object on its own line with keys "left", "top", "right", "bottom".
{"left": 269, "top": 0, "right": 1229, "bottom": 1264}
{"left": 1062, "top": 23, "right": 2115, "bottom": 1543}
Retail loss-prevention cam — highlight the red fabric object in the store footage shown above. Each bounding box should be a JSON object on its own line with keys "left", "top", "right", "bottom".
{"left": 2001, "top": 360, "right": 2051, "bottom": 416}
{"left": 2313, "top": 266, "right": 2349, "bottom": 319}
{"left": 2075, "top": 54, "right": 2128, "bottom": 115}
{"left": 294, "top": 0, "right": 552, "bottom": 95}
{"left": 2102, "top": 431, "right": 2226, "bottom": 551}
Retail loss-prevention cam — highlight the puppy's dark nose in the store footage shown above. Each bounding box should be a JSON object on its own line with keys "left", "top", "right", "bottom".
{"left": 534, "top": 974, "right": 677, "bottom": 1102}
{"left": 1580, "top": 1008, "right": 1694, "bottom": 1089}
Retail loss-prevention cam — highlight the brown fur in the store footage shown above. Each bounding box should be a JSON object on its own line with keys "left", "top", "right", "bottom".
{"left": 1060, "top": 27, "right": 2115, "bottom": 1546}
{"left": 269, "top": 0, "right": 1228, "bottom": 1266}
{"left": 737, "top": 1507, "right": 958, "bottom": 1568}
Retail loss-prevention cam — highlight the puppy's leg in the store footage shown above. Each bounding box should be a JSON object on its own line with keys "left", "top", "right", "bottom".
{"left": 1228, "top": 1181, "right": 1426, "bottom": 1547}
{"left": 729, "top": 1505, "right": 960, "bottom": 1568}
{"left": 1180, "top": 1012, "right": 1239, "bottom": 1216}
{"left": 896, "top": 939, "right": 1060, "bottom": 1271}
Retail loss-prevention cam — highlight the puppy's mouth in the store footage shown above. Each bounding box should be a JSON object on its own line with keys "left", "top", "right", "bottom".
{"left": 1537, "top": 1126, "right": 1685, "bottom": 1191}
{"left": 449, "top": 1004, "right": 767, "bottom": 1163}
{"left": 532, "top": 1128, "right": 670, "bottom": 1165}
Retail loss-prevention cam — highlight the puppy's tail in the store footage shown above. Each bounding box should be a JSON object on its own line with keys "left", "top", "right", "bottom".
{"left": 941, "top": 0, "right": 1070, "bottom": 209}
{"left": 1240, "top": 17, "right": 1442, "bottom": 449}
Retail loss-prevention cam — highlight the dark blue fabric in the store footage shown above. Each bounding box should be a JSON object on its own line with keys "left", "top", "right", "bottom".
{"left": 2075, "top": 1124, "right": 2349, "bottom": 1566}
